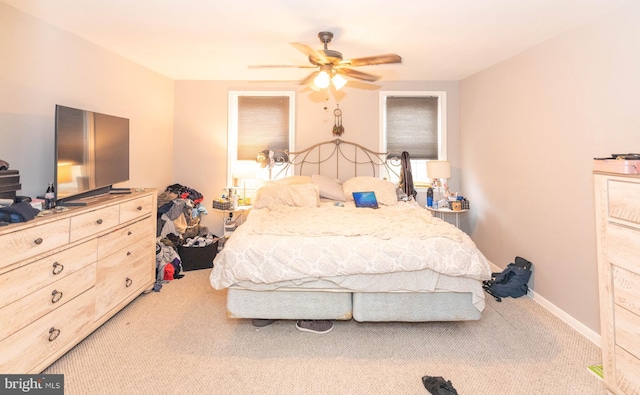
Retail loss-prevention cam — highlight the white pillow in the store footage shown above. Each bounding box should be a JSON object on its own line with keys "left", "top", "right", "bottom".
{"left": 253, "top": 183, "right": 319, "bottom": 209}
{"left": 265, "top": 175, "right": 311, "bottom": 185}
{"left": 311, "top": 174, "right": 346, "bottom": 201}
{"left": 342, "top": 176, "right": 398, "bottom": 206}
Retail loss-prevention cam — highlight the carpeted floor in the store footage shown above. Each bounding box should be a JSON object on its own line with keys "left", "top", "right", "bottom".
{"left": 44, "top": 269, "right": 605, "bottom": 394}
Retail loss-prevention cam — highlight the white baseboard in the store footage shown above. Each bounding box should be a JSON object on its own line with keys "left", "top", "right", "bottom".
{"left": 487, "top": 261, "right": 601, "bottom": 347}
{"left": 526, "top": 289, "right": 601, "bottom": 347}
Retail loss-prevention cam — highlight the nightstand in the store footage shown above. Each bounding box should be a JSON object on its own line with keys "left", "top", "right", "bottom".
{"left": 212, "top": 205, "right": 252, "bottom": 238}
{"left": 426, "top": 207, "right": 468, "bottom": 228}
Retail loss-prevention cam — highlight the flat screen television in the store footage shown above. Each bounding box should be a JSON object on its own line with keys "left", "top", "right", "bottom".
{"left": 54, "top": 105, "right": 130, "bottom": 205}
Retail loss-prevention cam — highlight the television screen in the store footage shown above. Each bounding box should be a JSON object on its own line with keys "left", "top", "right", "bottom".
{"left": 55, "top": 105, "right": 130, "bottom": 202}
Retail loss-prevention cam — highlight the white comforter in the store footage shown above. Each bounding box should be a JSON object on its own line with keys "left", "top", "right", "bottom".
{"left": 210, "top": 201, "right": 491, "bottom": 293}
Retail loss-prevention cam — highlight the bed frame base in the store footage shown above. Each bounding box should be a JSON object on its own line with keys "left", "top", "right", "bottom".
{"left": 352, "top": 292, "right": 481, "bottom": 322}
{"left": 226, "top": 288, "right": 481, "bottom": 322}
{"left": 227, "top": 288, "right": 352, "bottom": 320}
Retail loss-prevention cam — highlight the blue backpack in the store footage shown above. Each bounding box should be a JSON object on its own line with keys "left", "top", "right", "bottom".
{"left": 483, "top": 256, "right": 532, "bottom": 302}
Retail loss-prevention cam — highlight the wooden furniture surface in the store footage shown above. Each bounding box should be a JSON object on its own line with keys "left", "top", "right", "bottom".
{"left": 0, "top": 189, "right": 157, "bottom": 373}
{"left": 594, "top": 173, "right": 640, "bottom": 395}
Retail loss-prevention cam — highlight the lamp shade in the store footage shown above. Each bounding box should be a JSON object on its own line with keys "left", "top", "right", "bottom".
{"left": 331, "top": 73, "right": 347, "bottom": 90}
{"left": 232, "top": 161, "right": 258, "bottom": 179}
{"left": 426, "top": 160, "right": 451, "bottom": 179}
{"left": 314, "top": 70, "right": 330, "bottom": 89}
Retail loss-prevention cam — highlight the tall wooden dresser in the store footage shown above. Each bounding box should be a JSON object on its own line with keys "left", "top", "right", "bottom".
{"left": 0, "top": 189, "right": 157, "bottom": 373}
{"left": 594, "top": 173, "right": 640, "bottom": 395}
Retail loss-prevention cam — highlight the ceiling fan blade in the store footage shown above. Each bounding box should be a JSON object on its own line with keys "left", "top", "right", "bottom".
{"left": 248, "top": 65, "right": 316, "bottom": 69}
{"left": 300, "top": 70, "right": 319, "bottom": 86}
{"left": 291, "top": 42, "right": 328, "bottom": 64}
{"left": 335, "top": 67, "right": 380, "bottom": 82}
{"left": 341, "top": 54, "right": 402, "bottom": 67}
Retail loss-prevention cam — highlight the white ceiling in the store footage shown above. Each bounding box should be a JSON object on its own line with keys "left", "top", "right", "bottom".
{"left": 3, "top": 0, "right": 629, "bottom": 82}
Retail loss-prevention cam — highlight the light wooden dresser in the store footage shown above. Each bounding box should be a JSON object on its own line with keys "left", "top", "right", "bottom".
{"left": 0, "top": 189, "right": 157, "bottom": 373}
{"left": 594, "top": 173, "right": 640, "bottom": 395}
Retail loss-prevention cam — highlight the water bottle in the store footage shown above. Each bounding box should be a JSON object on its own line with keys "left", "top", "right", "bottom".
{"left": 427, "top": 187, "right": 434, "bottom": 208}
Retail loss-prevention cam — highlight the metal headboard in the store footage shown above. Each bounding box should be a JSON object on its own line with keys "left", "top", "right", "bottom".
{"left": 269, "top": 138, "right": 400, "bottom": 182}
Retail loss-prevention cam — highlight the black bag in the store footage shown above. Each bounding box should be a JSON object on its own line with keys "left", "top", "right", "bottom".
{"left": 483, "top": 256, "right": 532, "bottom": 302}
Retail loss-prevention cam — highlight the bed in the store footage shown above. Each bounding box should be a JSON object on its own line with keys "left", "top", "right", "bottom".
{"left": 209, "top": 139, "right": 492, "bottom": 322}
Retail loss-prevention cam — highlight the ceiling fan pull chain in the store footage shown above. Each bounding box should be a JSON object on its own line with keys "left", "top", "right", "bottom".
{"left": 333, "top": 105, "right": 344, "bottom": 136}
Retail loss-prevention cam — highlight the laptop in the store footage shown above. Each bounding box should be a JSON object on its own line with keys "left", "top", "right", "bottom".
{"left": 352, "top": 191, "right": 379, "bottom": 209}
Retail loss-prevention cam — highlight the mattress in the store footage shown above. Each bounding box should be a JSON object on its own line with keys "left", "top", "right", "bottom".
{"left": 211, "top": 202, "right": 490, "bottom": 284}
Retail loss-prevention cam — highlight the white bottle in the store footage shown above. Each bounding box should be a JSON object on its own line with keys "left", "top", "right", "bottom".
{"left": 231, "top": 194, "right": 238, "bottom": 210}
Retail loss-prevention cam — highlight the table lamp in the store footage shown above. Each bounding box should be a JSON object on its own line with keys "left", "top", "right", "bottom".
{"left": 426, "top": 160, "right": 451, "bottom": 200}
{"left": 232, "top": 161, "right": 258, "bottom": 204}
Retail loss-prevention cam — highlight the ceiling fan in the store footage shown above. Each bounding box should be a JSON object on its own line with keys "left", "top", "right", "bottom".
{"left": 251, "top": 31, "right": 402, "bottom": 90}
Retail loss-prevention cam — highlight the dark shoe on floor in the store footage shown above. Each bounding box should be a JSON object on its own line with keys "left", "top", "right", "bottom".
{"left": 295, "top": 320, "right": 334, "bottom": 334}
{"left": 252, "top": 319, "right": 276, "bottom": 327}
{"left": 421, "top": 376, "right": 459, "bottom": 395}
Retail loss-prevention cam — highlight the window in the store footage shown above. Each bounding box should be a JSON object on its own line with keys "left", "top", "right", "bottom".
{"left": 228, "top": 91, "right": 295, "bottom": 185}
{"left": 380, "top": 91, "right": 447, "bottom": 185}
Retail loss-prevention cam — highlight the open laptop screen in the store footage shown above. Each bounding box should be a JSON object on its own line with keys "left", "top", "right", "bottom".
{"left": 352, "top": 191, "right": 379, "bottom": 209}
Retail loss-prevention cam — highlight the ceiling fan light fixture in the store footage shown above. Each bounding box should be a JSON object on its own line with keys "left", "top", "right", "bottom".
{"left": 314, "top": 69, "right": 331, "bottom": 89}
{"left": 331, "top": 73, "right": 347, "bottom": 90}
{"left": 253, "top": 31, "right": 401, "bottom": 90}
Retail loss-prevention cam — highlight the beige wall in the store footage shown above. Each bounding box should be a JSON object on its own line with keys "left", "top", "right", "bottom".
{"left": 459, "top": 0, "right": 640, "bottom": 336}
{"left": 0, "top": 4, "right": 174, "bottom": 198}
{"left": 173, "top": 80, "right": 459, "bottom": 235}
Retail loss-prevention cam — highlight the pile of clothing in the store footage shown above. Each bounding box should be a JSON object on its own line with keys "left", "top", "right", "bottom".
{"left": 154, "top": 235, "right": 185, "bottom": 292}
{"left": 157, "top": 183, "right": 208, "bottom": 240}
{"left": 154, "top": 183, "right": 217, "bottom": 291}
{"left": 0, "top": 201, "right": 39, "bottom": 224}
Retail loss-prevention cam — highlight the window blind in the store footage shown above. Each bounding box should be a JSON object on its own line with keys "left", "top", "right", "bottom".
{"left": 385, "top": 96, "right": 438, "bottom": 160}
{"left": 237, "top": 96, "right": 290, "bottom": 160}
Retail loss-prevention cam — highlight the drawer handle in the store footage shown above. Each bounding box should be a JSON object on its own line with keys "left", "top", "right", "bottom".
{"left": 126, "top": 251, "right": 132, "bottom": 256}
{"left": 34, "top": 237, "right": 43, "bottom": 245}
{"left": 125, "top": 277, "right": 133, "bottom": 287}
{"left": 96, "top": 219, "right": 103, "bottom": 225}
{"left": 48, "top": 327, "right": 61, "bottom": 342}
{"left": 51, "top": 290, "right": 63, "bottom": 303}
{"left": 137, "top": 205, "right": 143, "bottom": 211}
{"left": 128, "top": 231, "right": 132, "bottom": 236}
{"left": 52, "top": 262, "right": 64, "bottom": 275}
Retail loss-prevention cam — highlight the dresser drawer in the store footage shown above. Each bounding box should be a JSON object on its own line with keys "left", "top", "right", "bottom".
{"left": 614, "top": 305, "right": 640, "bottom": 359}
{"left": 607, "top": 224, "right": 640, "bottom": 275}
{"left": 70, "top": 205, "right": 119, "bottom": 242}
{"left": 608, "top": 179, "right": 640, "bottom": 225}
{"left": 0, "top": 288, "right": 95, "bottom": 374}
{"left": 120, "top": 194, "right": 153, "bottom": 223}
{"left": 97, "top": 216, "right": 153, "bottom": 260}
{"left": 0, "top": 218, "right": 70, "bottom": 270}
{"left": 613, "top": 265, "right": 640, "bottom": 316}
{"left": 0, "top": 238, "right": 97, "bottom": 309}
{"left": 0, "top": 264, "right": 95, "bottom": 341}
{"left": 95, "top": 236, "right": 154, "bottom": 318}
{"left": 614, "top": 346, "right": 640, "bottom": 395}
